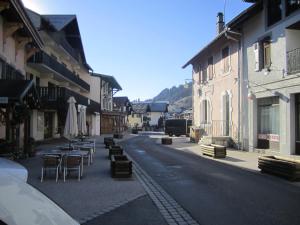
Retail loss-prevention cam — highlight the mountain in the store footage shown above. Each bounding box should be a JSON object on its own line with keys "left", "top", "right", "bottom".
{"left": 151, "top": 82, "right": 192, "bottom": 113}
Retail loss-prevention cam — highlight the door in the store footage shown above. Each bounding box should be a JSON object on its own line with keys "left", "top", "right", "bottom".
{"left": 296, "top": 94, "right": 300, "bottom": 155}
{"left": 44, "top": 112, "right": 53, "bottom": 139}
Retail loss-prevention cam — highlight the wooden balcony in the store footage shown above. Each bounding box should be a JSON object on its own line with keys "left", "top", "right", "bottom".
{"left": 28, "top": 52, "right": 90, "bottom": 91}
{"left": 0, "top": 58, "right": 24, "bottom": 80}
{"left": 38, "top": 87, "right": 100, "bottom": 113}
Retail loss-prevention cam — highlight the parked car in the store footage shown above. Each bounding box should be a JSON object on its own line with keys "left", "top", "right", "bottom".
{"left": 165, "top": 119, "right": 192, "bottom": 137}
{"left": 0, "top": 158, "right": 79, "bottom": 225}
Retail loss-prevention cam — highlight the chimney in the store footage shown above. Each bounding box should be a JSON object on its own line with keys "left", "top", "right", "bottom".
{"left": 216, "top": 12, "right": 225, "bottom": 35}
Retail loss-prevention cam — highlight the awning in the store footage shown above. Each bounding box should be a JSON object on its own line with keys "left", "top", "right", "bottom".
{"left": 0, "top": 80, "right": 40, "bottom": 107}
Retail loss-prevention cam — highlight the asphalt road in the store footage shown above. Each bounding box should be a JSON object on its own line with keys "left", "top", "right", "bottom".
{"left": 122, "top": 134, "right": 300, "bottom": 225}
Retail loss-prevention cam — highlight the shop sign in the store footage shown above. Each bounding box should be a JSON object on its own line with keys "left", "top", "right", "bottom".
{"left": 258, "top": 134, "right": 280, "bottom": 142}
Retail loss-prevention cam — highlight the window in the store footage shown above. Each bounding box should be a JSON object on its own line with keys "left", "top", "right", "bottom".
{"left": 201, "top": 100, "right": 210, "bottom": 124}
{"left": 222, "top": 47, "right": 230, "bottom": 73}
{"left": 258, "top": 97, "right": 280, "bottom": 135}
{"left": 208, "top": 56, "right": 214, "bottom": 80}
{"left": 286, "top": 0, "right": 300, "bottom": 16}
{"left": 202, "top": 67, "right": 207, "bottom": 83}
{"left": 263, "top": 40, "right": 271, "bottom": 69}
{"left": 254, "top": 37, "right": 271, "bottom": 71}
{"left": 267, "top": 0, "right": 282, "bottom": 26}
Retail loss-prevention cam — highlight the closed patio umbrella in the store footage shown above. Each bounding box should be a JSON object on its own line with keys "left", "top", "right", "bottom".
{"left": 64, "top": 96, "right": 78, "bottom": 139}
{"left": 78, "top": 105, "right": 87, "bottom": 135}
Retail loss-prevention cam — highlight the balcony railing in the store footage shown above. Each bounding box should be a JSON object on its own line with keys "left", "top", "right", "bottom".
{"left": 38, "top": 86, "right": 100, "bottom": 112}
{"left": 0, "top": 58, "right": 24, "bottom": 80}
{"left": 28, "top": 52, "right": 90, "bottom": 91}
{"left": 199, "top": 120, "right": 238, "bottom": 140}
{"left": 287, "top": 48, "right": 300, "bottom": 75}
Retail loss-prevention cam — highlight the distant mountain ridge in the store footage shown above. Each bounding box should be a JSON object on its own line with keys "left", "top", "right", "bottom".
{"left": 150, "top": 82, "right": 192, "bottom": 113}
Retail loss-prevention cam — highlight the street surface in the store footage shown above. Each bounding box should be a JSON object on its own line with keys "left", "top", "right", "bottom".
{"left": 121, "top": 134, "right": 300, "bottom": 225}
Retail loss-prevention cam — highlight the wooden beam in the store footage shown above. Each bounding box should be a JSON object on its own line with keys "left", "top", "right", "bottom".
{"left": 0, "top": 1, "right": 10, "bottom": 12}
{"left": 16, "top": 37, "right": 32, "bottom": 50}
{"left": 4, "top": 22, "right": 23, "bottom": 39}
{"left": 25, "top": 47, "right": 39, "bottom": 60}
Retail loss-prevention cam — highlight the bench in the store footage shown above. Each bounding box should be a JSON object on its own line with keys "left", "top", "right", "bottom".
{"left": 111, "top": 155, "right": 132, "bottom": 178}
{"left": 258, "top": 155, "right": 300, "bottom": 181}
{"left": 200, "top": 144, "right": 226, "bottom": 158}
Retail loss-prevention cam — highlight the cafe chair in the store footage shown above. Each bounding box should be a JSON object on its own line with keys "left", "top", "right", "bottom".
{"left": 41, "top": 154, "right": 61, "bottom": 183}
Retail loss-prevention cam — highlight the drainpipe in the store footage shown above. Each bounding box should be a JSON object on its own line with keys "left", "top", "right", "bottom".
{"left": 100, "top": 78, "right": 102, "bottom": 135}
{"left": 224, "top": 28, "right": 242, "bottom": 150}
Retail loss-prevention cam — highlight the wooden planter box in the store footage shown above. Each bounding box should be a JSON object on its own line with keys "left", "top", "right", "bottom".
{"left": 161, "top": 137, "right": 172, "bottom": 145}
{"left": 132, "top": 129, "right": 138, "bottom": 134}
{"left": 109, "top": 145, "right": 123, "bottom": 158}
{"left": 104, "top": 137, "right": 115, "bottom": 149}
{"left": 258, "top": 156, "right": 300, "bottom": 181}
{"left": 111, "top": 155, "right": 132, "bottom": 178}
{"left": 113, "top": 133, "right": 123, "bottom": 139}
{"left": 200, "top": 144, "right": 226, "bottom": 158}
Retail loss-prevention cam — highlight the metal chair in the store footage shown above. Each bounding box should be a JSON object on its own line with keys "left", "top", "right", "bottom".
{"left": 41, "top": 154, "right": 61, "bottom": 182}
{"left": 63, "top": 154, "right": 82, "bottom": 182}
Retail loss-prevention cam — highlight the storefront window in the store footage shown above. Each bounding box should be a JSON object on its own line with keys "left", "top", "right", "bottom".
{"left": 258, "top": 97, "right": 280, "bottom": 134}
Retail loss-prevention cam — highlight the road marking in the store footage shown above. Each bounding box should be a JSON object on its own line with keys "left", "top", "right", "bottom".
{"left": 128, "top": 156, "right": 200, "bottom": 225}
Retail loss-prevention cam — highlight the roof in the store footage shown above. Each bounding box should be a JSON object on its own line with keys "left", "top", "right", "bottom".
{"left": 92, "top": 73, "right": 122, "bottom": 90}
{"left": 26, "top": 10, "right": 91, "bottom": 70}
{"left": 113, "top": 96, "right": 130, "bottom": 107}
{"left": 149, "top": 102, "right": 168, "bottom": 113}
{"left": 131, "top": 103, "right": 150, "bottom": 114}
{"left": 42, "top": 15, "right": 76, "bottom": 31}
{"left": 182, "top": 1, "right": 262, "bottom": 69}
{"left": 5, "top": 0, "right": 43, "bottom": 48}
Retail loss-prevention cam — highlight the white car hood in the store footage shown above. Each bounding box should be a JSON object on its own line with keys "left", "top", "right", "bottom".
{"left": 0, "top": 158, "right": 28, "bottom": 182}
{"left": 0, "top": 173, "right": 79, "bottom": 225}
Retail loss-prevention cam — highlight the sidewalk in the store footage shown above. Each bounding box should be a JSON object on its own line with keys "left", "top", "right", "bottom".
{"left": 19, "top": 134, "right": 164, "bottom": 224}
{"left": 155, "top": 135, "right": 295, "bottom": 172}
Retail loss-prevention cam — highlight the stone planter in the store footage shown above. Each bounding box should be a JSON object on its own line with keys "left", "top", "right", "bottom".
{"left": 200, "top": 144, "right": 226, "bottom": 158}
{"left": 109, "top": 145, "right": 123, "bottom": 158}
{"left": 161, "top": 137, "right": 172, "bottom": 145}
{"left": 111, "top": 155, "right": 132, "bottom": 178}
{"left": 258, "top": 156, "right": 300, "bottom": 181}
{"left": 104, "top": 137, "right": 115, "bottom": 149}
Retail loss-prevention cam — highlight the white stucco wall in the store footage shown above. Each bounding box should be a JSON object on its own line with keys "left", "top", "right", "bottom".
{"left": 242, "top": 4, "right": 300, "bottom": 155}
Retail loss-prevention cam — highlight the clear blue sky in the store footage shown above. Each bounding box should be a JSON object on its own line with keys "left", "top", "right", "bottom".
{"left": 23, "top": 0, "right": 251, "bottom": 101}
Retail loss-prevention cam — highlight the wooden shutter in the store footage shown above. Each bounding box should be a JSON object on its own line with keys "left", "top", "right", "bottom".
{"left": 254, "top": 42, "right": 260, "bottom": 71}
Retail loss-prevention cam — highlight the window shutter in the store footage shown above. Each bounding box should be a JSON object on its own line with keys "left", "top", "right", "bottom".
{"left": 254, "top": 42, "right": 260, "bottom": 71}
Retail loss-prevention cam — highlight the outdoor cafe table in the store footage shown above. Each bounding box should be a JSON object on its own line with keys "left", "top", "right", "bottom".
{"left": 42, "top": 150, "right": 89, "bottom": 176}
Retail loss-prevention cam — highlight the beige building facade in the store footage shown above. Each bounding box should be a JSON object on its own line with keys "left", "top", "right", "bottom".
{"left": 183, "top": 13, "right": 242, "bottom": 147}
